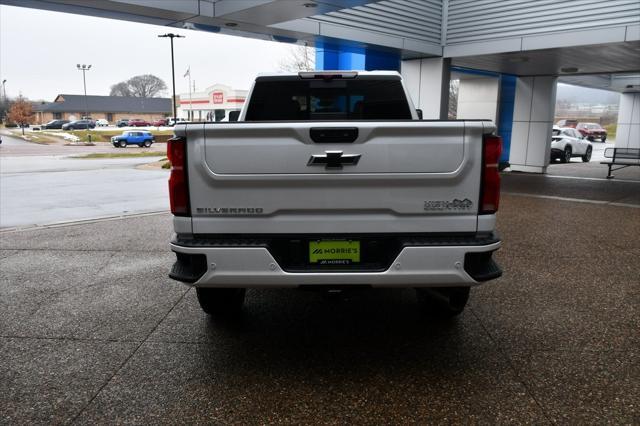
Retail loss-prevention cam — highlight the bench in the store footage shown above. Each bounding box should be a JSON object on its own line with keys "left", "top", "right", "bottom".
{"left": 601, "top": 148, "right": 640, "bottom": 178}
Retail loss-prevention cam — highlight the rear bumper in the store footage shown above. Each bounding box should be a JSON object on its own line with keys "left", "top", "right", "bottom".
{"left": 169, "top": 234, "right": 502, "bottom": 288}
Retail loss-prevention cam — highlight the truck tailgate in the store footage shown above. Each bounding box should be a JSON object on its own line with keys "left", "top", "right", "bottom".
{"left": 177, "top": 121, "right": 495, "bottom": 235}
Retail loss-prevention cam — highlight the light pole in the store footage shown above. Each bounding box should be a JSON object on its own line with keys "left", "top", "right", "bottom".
{"left": 76, "top": 64, "right": 91, "bottom": 119}
{"left": 1, "top": 79, "right": 6, "bottom": 124}
{"left": 158, "top": 33, "right": 184, "bottom": 120}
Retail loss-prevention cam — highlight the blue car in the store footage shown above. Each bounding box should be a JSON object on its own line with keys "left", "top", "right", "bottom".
{"left": 111, "top": 131, "right": 155, "bottom": 148}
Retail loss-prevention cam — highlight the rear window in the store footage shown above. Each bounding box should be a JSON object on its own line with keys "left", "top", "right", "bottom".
{"left": 245, "top": 78, "right": 412, "bottom": 121}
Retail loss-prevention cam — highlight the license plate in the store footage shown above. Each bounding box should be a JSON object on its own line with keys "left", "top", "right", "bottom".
{"left": 309, "top": 240, "right": 360, "bottom": 265}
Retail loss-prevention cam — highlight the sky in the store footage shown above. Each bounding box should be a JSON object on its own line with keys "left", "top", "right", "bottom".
{"left": 0, "top": 4, "right": 295, "bottom": 101}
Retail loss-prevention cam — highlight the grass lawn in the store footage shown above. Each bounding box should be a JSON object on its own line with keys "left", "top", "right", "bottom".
{"left": 73, "top": 152, "right": 167, "bottom": 159}
{"left": 604, "top": 124, "right": 617, "bottom": 140}
{"left": 45, "top": 129, "right": 175, "bottom": 143}
{"left": 8, "top": 130, "right": 60, "bottom": 144}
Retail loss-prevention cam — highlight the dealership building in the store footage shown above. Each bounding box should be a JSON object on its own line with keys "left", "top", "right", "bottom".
{"left": 8, "top": 0, "right": 640, "bottom": 173}
{"left": 177, "top": 84, "right": 247, "bottom": 122}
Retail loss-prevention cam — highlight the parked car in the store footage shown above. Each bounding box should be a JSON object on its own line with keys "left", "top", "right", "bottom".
{"left": 61, "top": 119, "right": 95, "bottom": 130}
{"left": 128, "top": 118, "right": 151, "bottom": 127}
{"left": 116, "top": 119, "right": 130, "bottom": 127}
{"left": 576, "top": 122, "right": 607, "bottom": 142}
{"left": 551, "top": 126, "right": 592, "bottom": 163}
{"left": 42, "top": 119, "right": 70, "bottom": 129}
{"left": 151, "top": 118, "right": 168, "bottom": 126}
{"left": 95, "top": 119, "right": 109, "bottom": 127}
{"left": 555, "top": 119, "right": 578, "bottom": 128}
{"left": 111, "top": 131, "right": 155, "bottom": 148}
{"left": 166, "top": 117, "right": 188, "bottom": 126}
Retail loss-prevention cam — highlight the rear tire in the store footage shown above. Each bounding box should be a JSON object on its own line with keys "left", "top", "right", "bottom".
{"left": 561, "top": 146, "right": 572, "bottom": 163}
{"left": 196, "top": 288, "right": 246, "bottom": 317}
{"left": 601, "top": 136, "right": 607, "bottom": 143}
{"left": 415, "top": 287, "right": 470, "bottom": 318}
{"left": 582, "top": 146, "right": 592, "bottom": 162}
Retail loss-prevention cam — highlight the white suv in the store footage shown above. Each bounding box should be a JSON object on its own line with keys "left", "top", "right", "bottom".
{"left": 551, "top": 126, "right": 593, "bottom": 163}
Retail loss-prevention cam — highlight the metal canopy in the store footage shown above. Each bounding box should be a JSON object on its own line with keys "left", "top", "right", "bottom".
{"left": 1, "top": 0, "right": 639, "bottom": 90}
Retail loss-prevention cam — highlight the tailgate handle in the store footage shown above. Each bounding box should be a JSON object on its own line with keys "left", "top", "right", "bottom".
{"left": 310, "top": 127, "right": 358, "bottom": 143}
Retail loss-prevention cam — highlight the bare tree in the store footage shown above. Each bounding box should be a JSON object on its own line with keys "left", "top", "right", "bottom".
{"left": 278, "top": 44, "right": 315, "bottom": 72}
{"left": 109, "top": 74, "right": 167, "bottom": 98}
{"left": 127, "top": 74, "right": 167, "bottom": 98}
{"left": 109, "top": 82, "right": 132, "bottom": 97}
{"left": 7, "top": 96, "right": 34, "bottom": 135}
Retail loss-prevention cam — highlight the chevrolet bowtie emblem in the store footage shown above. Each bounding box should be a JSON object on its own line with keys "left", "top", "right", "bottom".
{"left": 307, "top": 151, "right": 361, "bottom": 169}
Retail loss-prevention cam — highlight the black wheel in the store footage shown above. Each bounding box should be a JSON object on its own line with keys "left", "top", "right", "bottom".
{"left": 143, "top": 140, "right": 152, "bottom": 148}
{"left": 582, "top": 146, "right": 592, "bottom": 162}
{"left": 196, "top": 288, "right": 246, "bottom": 317}
{"left": 416, "top": 287, "right": 470, "bottom": 318}
{"left": 67, "top": 126, "right": 74, "bottom": 131}
{"left": 587, "top": 136, "right": 594, "bottom": 142}
{"left": 601, "top": 136, "right": 607, "bottom": 143}
{"left": 561, "top": 146, "right": 572, "bottom": 163}
{"left": 119, "top": 140, "right": 127, "bottom": 148}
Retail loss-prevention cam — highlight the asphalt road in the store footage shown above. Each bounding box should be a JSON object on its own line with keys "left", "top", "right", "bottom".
{"left": 1, "top": 133, "right": 169, "bottom": 229}
{"left": 1, "top": 192, "right": 638, "bottom": 424}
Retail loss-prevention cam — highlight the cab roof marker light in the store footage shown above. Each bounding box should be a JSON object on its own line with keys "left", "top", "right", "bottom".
{"left": 298, "top": 71, "right": 358, "bottom": 80}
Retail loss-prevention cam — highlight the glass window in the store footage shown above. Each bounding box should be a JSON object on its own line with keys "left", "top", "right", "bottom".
{"left": 245, "top": 78, "right": 412, "bottom": 121}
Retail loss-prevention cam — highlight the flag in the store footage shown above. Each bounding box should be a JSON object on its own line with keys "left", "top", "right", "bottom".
{"left": 183, "top": 67, "right": 190, "bottom": 78}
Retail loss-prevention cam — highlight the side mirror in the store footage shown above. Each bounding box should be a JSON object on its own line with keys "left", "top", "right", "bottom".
{"left": 229, "top": 110, "right": 240, "bottom": 122}
{"left": 416, "top": 109, "right": 423, "bottom": 120}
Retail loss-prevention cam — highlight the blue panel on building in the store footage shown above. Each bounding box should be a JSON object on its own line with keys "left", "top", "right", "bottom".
{"left": 316, "top": 41, "right": 399, "bottom": 71}
{"left": 497, "top": 75, "right": 517, "bottom": 164}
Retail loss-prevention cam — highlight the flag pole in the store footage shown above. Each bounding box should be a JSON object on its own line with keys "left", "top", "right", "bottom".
{"left": 188, "top": 66, "right": 193, "bottom": 121}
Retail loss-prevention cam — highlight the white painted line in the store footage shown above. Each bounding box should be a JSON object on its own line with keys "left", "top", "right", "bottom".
{"left": 545, "top": 174, "right": 640, "bottom": 183}
{"left": 503, "top": 192, "right": 640, "bottom": 209}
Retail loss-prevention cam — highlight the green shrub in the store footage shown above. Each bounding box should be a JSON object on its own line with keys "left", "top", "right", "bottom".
{"left": 604, "top": 124, "right": 617, "bottom": 139}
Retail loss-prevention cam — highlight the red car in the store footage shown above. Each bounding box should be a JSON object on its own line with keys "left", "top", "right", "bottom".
{"left": 128, "top": 118, "right": 151, "bottom": 127}
{"left": 151, "top": 118, "right": 168, "bottom": 126}
{"left": 576, "top": 122, "right": 607, "bottom": 142}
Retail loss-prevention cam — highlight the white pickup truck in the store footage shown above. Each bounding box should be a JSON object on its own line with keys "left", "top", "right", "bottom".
{"left": 168, "top": 71, "right": 502, "bottom": 318}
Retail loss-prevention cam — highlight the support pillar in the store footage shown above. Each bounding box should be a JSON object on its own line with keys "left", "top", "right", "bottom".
{"left": 509, "top": 76, "right": 557, "bottom": 173}
{"left": 456, "top": 75, "right": 500, "bottom": 122}
{"left": 401, "top": 57, "right": 451, "bottom": 119}
{"left": 616, "top": 92, "right": 640, "bottom": 149}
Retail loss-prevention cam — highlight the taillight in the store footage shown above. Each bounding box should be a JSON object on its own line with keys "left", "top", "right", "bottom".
{"left": 167, "top": 136, "right": 189, "bottom": 216}
{"left": 480, "top": 134, "right": 502, "bottom": 214}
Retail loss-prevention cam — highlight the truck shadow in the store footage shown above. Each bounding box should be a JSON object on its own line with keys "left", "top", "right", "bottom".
{"left": 194, "top": 288, "right": 494, "bottom": 377}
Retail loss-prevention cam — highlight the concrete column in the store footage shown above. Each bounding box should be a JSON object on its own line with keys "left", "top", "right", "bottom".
{"left": 616, "top": 92, "right": 640, "bottom": 149}
{"left": 401, "top": 57, "right": 451, "bottom": 119}
{"left": 456, "top": 76, "right": 499, "bottom": 122}
{"left": 509, "top": 76, "right": 557, "bottom": 173}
